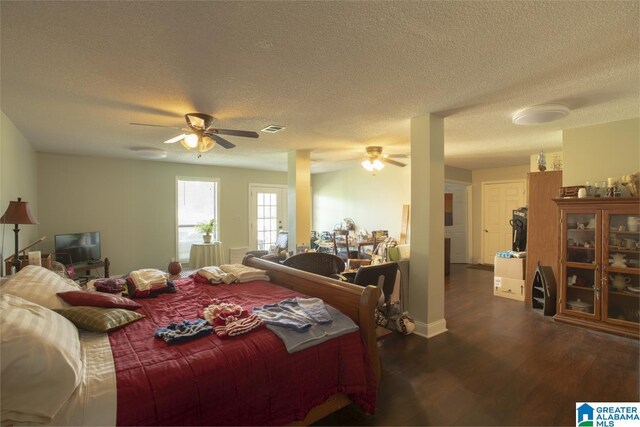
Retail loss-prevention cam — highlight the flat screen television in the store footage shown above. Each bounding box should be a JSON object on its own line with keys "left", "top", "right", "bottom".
{"left": 54, "top": 231, "right": 101, "bottom": 265}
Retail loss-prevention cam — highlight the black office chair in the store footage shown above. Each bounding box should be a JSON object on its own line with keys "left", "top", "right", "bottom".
{"left": 282, "top": 252, "right": 346, "bottom": 280}
{"left": 353, "top": 262, "right": 398, "bottom": 320}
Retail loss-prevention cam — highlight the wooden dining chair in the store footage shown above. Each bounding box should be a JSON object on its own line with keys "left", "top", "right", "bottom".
{"left": 371, "top": 230, "right": 389, "bottom": 249}
{"left": 332, "top": 230, "right": 350, "bottom": 261}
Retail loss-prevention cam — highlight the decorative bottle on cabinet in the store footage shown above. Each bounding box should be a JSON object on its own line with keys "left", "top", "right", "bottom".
{"left": 554, "top": 197, "right": 639, "bottom": 338}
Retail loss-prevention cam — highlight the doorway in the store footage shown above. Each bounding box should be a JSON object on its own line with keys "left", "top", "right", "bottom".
{"left": 481, "top": 180, "right": 526, "bottom": 265}
{"left": 249, "top": 184, "right": 288, "bottom": 251}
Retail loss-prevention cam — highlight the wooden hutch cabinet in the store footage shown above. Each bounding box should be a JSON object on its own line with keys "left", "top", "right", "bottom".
{"left": 554, "top": 197, "right": 639, "bottom": 338}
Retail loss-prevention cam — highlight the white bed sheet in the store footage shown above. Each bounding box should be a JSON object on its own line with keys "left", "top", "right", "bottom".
{"left": 49, "top": 331, "right": 117, "bottom": 426}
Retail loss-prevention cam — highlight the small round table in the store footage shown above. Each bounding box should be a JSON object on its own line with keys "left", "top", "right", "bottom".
{"left": 189, "top": 242, "right": 224, "bottom": 269}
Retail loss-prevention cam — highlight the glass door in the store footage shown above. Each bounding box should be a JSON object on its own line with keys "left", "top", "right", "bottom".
{"left": 602, "top": 211, "right": 640, "bottom": 327}
{"left": 249, "top": 185, "right": 288, "bottom": 251}
{"left": 562, "top": 211, "right": 600, "bottom": 318}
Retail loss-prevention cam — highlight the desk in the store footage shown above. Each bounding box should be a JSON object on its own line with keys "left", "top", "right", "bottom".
{"left": 73, "top": 258, "right": 110, "bottom": 278}
{"left": 189, "top": 242, "right": 224, "bottom": 268}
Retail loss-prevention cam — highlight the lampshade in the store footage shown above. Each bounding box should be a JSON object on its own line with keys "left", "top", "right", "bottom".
{"left": 0, "top": 198, "right": 39, "bottom": 225}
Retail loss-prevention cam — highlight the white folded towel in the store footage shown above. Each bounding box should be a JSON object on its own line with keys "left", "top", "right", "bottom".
{"left": 219, "top": 264, "right": 270, "bottom": 283}
{"left": 129, "top": 268, "right": 168, "bottom": 292}
{"left": 198, "top": 266, "right": 235, "bottom": 284}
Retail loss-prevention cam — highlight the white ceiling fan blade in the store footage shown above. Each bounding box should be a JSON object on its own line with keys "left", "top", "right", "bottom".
{"left": 163, "top": 133, "right": 186, "bottom": 144}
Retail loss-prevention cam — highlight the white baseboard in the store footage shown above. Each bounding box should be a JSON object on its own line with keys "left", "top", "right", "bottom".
{"left": 413, "top": 318, "right": 448, "bottom": 338}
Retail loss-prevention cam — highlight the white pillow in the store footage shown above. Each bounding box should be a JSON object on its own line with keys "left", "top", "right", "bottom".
{"left": 1, "top": 265, "right": 80, "bottom": 309}
{"left": 397, "top": 244, "right": 411, "bottom": 260}
{"left": 1, "top": 293, "right": 83, "bottom": 425}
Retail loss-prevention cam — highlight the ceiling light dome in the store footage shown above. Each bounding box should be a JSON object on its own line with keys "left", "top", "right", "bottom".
{"left": 512, "top": 104, "right": 569, "bottom": 125}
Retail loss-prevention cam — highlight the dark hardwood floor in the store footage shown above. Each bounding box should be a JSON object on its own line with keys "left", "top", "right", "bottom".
{"left": 315, "top": 264, "right": 640, "bottom": 426}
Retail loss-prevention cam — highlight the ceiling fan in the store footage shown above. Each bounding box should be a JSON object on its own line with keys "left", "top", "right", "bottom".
{"left": 361, "top": 146, "right": 407, "bottom": 171}
{"left": 130, "top": 113, "right": 259, "bottom": 154}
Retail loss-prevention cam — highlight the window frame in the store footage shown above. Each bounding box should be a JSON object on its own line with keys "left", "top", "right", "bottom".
{"left": 175, "top": 176, "right": 220, "bottom": 262}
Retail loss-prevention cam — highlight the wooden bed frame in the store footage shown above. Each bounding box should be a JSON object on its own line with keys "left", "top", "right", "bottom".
{"left": 242, "top": 255, "right": 381, "bottom": 425}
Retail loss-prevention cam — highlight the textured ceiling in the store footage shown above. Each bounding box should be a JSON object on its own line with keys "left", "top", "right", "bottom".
{"left": 1, "top": 1, "right": 638, "bottom": 173}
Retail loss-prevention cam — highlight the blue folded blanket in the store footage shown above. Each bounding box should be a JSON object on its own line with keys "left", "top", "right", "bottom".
{"left": 255, "top": 303, "right": 358, "bottom": 353}
{"left": 155, "top": 319, "right": 213, "bottom": 344}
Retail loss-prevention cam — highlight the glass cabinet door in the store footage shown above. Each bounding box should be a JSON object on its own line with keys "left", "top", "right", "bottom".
{"left": 563, "top": 212, "right": 599, "bottom": 317}
{"left": 603, "top": 212, "right": 640, "bottom": 326}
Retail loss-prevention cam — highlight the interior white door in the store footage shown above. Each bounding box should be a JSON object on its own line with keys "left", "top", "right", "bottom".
{"left": 482, "top": 181, "right": 526, "bottom": 264}
{"left": 249, "top": 185, "right": 288, "bottom": 251}
{"left": 444, "top": 182, "right": 469, "bottom": 263}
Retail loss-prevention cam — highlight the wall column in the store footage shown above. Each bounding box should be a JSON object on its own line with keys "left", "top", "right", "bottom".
{"left": 409, "top": 113, "right": 447, "bottom": 338}
{"left": 287, "top": 150, "right": 311, "bottom": 253}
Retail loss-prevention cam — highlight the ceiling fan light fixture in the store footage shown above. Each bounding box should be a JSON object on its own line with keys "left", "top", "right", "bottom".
{"left": 362, "top": 159, "right": 384, "bottom": 172}
{"left": 184, "top": 133, "right": 198, "bottom": 147}
{"left": 512, "top": 104, "right": 569, "bottom": 125}
{"left": 199, "top": 136, "right": 215, "bottom": 152}
{"left": 361, "top": 159, "right": 374, "bottom": 172}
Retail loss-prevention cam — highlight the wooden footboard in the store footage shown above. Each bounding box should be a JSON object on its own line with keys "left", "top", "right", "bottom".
{"left": 243, "top": 256, "right": 381, "bottom": 424}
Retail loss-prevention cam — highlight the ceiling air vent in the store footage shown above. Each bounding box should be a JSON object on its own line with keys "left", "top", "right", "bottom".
{"left": 261, "top": 124, "right": 286, "bottom": 133}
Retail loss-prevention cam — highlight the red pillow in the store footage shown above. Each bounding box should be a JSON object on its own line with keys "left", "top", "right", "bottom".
{"left": 56, "top": 291, "right": 142, "bottom": 310}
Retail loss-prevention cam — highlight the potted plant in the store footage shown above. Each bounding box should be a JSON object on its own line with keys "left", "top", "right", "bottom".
{"left": 196, "top": 219, "right": 216, "bottom": 243}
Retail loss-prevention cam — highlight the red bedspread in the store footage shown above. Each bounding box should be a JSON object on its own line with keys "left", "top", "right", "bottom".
{"left": 108, "top": 278, "right": 376, "bottom": 426}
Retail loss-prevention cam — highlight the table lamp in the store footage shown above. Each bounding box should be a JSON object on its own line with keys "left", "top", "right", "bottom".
{"left": 0, "top": 198, "right": 39, "bottom": 274}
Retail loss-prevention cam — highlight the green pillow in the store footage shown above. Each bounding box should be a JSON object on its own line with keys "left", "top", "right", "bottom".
{"left": 388, "top": 247, "right": 400, "bottom": 261}
{"left": 54, "top": 306, "right": 144, "bottom": 332}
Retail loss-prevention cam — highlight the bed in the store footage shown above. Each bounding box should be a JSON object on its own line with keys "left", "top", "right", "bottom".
{"left": 0, "top": 255, "right": 381, "bottom": 426}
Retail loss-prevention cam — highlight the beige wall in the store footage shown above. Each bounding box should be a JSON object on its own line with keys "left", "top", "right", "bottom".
{"left": 471, "top": 164, "right": 530, "bottom": 264}
{"left": 311, "top": 164, "right": 471, "bottom": 238}
{"left": 37, "top": 153, "right": 286, "bottom": 275}
{"left": 445, "top": 165, "right": 473, "bottom": 183}
{"left": 563, "top": 117, "right": 639, "bottom": 188}
{"left": 311, "top": 165, "right": 411, "bottom": 238}
{"left": 1, "top": 112, "right": 39, "bottom": 271}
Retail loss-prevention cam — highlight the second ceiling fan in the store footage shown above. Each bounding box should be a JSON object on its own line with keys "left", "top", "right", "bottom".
{"left": 361, "top": 146, "right": 407, "bottom": 171}
{"left": 131, "top": 113, "right": 259, "bottom": 154}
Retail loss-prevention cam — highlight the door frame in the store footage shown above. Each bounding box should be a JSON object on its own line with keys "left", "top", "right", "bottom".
{"left": 248, "top": 183, "right": 288, "bottom": 250}
{"left": 480, "top": 179, "right": 527, "bottom": 265}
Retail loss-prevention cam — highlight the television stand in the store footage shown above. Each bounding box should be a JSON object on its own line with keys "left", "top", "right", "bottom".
{"left": 73, "top": 258, "right": 110, "bottom": 278}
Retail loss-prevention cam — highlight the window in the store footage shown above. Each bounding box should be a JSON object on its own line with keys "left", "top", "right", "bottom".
{"left": 176, "top": 178, "right": 218, "bottom": 261}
